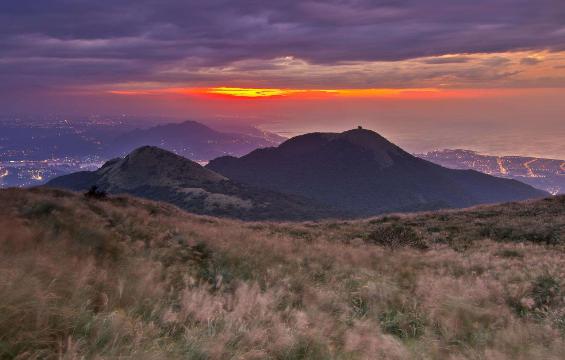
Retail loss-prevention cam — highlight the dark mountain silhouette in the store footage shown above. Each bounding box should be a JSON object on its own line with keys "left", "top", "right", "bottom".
{"left": 207, "top": 128, "right": 547, "bottom": 215}
{"left": 110, "top": 120, "right": 285, "bottom": 161}
{"left": 47, "top": 146, "right": 341, "bottom": 220}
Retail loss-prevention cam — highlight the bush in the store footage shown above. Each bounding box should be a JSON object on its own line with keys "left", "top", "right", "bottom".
{"left": 366, "top": 223, "right": 427, "bottom": 249}
{"left": 379, "top": 308, "right": 426, "bottom": 339}
{"left": 495, "top": 249, "right": 524, "bottom": 258}
{"left": 350, "top": 294, "right": 370, "bottom": 319}
{"left": 276, "top": 338, "right": 330, "bottom": 360}
{"left": 510, "top": 275, "right": 563, "bottom": 318}
{"left": 75, "top": 227, "right": 121, "bottom": 260}
{"left": 532, "top": 275, "right": 561, "bottom": 310}
{"left": 22, "top": 201, "right": 61, "bottom": 218}
{"left": 483, "top": 225, "right": 561, "bottom": 245}
{"left": 84, "top": 185, "right": 107, "bottom": 200}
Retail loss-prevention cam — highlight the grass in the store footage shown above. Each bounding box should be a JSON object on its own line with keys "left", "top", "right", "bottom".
{"left": 0, "top": 187, "right": 563, "bottom": 359}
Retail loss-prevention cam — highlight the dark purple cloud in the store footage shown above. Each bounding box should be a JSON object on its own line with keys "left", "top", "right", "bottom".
{"left": 420, "top": 56, "right": 475, "bottom": 65}
{"left": 0, "top": 0, "right": 564, "bottom": 90}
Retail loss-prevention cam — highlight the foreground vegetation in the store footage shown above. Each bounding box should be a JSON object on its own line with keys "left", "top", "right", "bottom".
{"left": 0, "top": 188, "right": 563, "bottom": 359}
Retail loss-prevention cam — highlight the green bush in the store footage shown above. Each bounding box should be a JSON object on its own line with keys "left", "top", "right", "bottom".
{"left": 379, "top": 308, "right": 426, "bottom": 339}
{"left": 367, "top": 223, "right": 427, "bottom": 249}
{"left": 483, "top": 226, "right": 561, "bottom": 245}
{"left": 532, "top": 275, "right": 561, "bottom": 309}
{"left": 350, "top": 294, "right": 370, "bottom": 319}
{"left": 510, "top": 275, "right": 563, "bottom": 318}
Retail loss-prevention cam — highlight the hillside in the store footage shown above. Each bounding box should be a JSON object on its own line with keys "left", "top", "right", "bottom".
{"left": 208, "top": 128, "right": 547, "bottom": 215}
{"left": 0, "top": 188, "right": 563, "bottom": 359}
{"left": 110, "top": 120, "right": 285, "bottom": 161}
{"left": 46, "top": 146, "right": 340, "bottom": 220}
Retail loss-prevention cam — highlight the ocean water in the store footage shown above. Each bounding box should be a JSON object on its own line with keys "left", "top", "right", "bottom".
{"left": 259, "top": 120, "right": 565, "bottom": 160}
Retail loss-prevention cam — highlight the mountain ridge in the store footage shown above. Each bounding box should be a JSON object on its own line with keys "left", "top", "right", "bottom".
{"left": 207, "top": 128, "right": 547, "bottom": 215}
{"left": 47, "top": 146, "right": 342, "bottom": 220}
{"left": 110, "top": 120, "right": 285, "bottom": 161}
{"left": 48, "top": 128, "right": 547, "bottom": 219}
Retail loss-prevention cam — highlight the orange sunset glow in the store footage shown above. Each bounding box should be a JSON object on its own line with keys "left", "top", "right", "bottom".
{"left": 110, "top": 86, "right": 451, "bottom": 99}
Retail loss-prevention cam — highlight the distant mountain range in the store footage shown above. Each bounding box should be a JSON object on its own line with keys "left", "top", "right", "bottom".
{"left": 0, "top": 119, "right": 285, "bottom": 188}
{"left": 208, "top": 128, "right": 546, "bottom": 216}
{"left": 418, "top": 149, "right": 565, "bottom": 195}
{"left": 47, "top": 146, "right": 339, "bottom": 220}
{"left": 109, "top": 120, "right": 286, "bottom": 161}
{"left": 48, "top": 128, "right": 547, "bottom": 220}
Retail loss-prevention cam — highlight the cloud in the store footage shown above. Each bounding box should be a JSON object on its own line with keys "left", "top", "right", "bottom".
{"left": 520, "top": 57, "right": 542, "bottom": 65}
{"left": 421, "top": 56, "right": 475, "bottom": 64}
{"left": 0, "top": 0, "right": 564, "bottom": 92}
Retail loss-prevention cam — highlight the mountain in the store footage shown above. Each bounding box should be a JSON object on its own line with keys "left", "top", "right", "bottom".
{"left": 110, "top": 120, "right": 285, "bottom": 161}
{"left": 207, "top": 128, "right": 547, "bottom": 215}
{"left": 1, "top": 187, "right": 563, "bottom": 358}
{"left": 417, "top": 149, "right": 565, "bottom": 195}
{"left": 46, "top": 146, "right": 340, "bottom": 220}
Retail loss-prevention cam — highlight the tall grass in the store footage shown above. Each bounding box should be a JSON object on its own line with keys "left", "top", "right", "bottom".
{"left": 0, "top": 188, "right": 563, "bottom": 359}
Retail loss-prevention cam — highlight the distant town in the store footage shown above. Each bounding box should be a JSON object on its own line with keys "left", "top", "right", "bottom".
{"left": 0, "top": 157, "right": 104, "bottom": 188}
{"left": 0, "top": 114, "right": 155, "bottom": 187}
{"left": 418, "top": 149, "right": 565, "bottom": 195}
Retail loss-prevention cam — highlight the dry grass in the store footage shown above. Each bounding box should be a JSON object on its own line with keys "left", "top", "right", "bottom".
{"left": 0, "top": 187, "right": 563, "bottom": 359}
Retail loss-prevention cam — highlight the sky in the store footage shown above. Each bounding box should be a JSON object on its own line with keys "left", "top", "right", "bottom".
{"left": 1, "top": 0, "right": 565, "bottom": 157}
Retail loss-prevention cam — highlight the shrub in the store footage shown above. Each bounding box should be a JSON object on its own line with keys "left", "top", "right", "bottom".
{"left": 276, "top": 338, "right": 330, "bottom": 360}
{"left": 532, "top": 275, "right": 561, "bottom": 310}
{"left": 484, "top": 225, "right": 561, "bottom": 245}
{"left": 510, "top": 275, "right": 563, "bottom": 318}
{"left": 366, "top": 223, "right": 427, "bottom": 249}
{"left": 495, "top": 249, "right": 524, "bottom": 258}
{"left": 350, "top": 294, "right": 370, "bottom": 319}
{"left": 379, "top": 308, "right": 426, "bottom": 339}
{"left": 84, "top": 185, "right": 107, "bottom": 200}
{"left": 74, "top": 227, "right": 121, "bottom": 260}
{"left": 22, "top": 201, "right": 61, "bottom": 218}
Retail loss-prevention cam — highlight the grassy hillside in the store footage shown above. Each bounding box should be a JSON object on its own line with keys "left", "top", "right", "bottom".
{"left": 0, "top": 188, "right": 564, "bottom": 359}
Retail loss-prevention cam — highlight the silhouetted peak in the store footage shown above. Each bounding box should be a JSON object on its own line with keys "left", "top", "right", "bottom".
{"left": 123, "top": 146, "right": 186, "bottom": 166}
{"left": 275, "top": 128, "right": 410, "bottom": 163}
{"left": 338, "top": 128, "right": 405, "bottom": 154}
{"left": 277, "top": 132, "right": 336, "bottom": 154}
{"left": 130, "top": 145, "right": 161, "bottom": 153}
{"left": 176, "top": 120, "right": 214, "bottom": 130}
{"left": 104, "top": 146, "right": 226, "bottom": 186}
{"left": 128, "top": 145, "right": 172, "bottom": 158}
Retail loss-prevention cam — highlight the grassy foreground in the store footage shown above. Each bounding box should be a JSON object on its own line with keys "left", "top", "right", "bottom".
{"left": 0, "top": 188, "right": 563, "bottom": 359}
